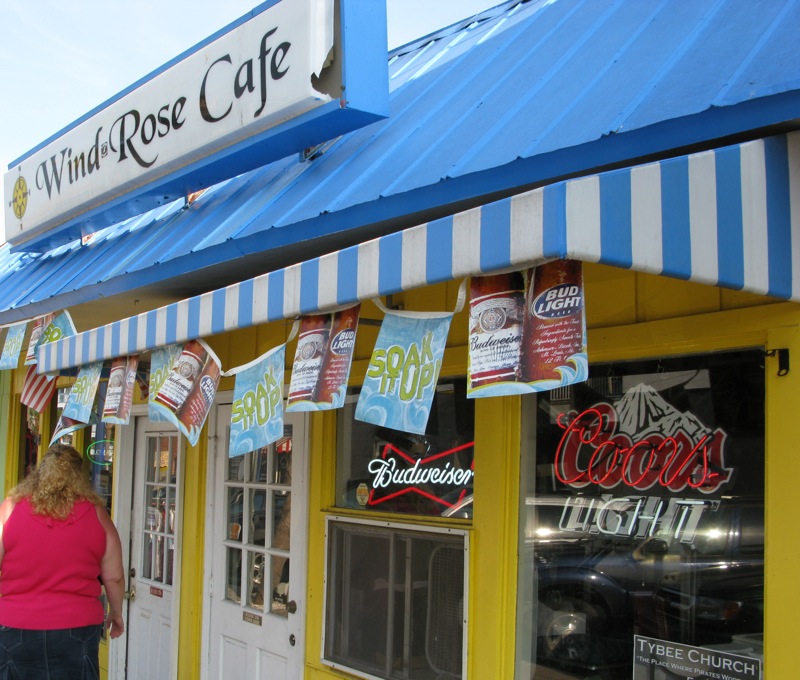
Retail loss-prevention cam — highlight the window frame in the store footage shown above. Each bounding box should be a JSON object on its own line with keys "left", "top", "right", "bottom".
{"left": 322, "top": 515, "right": 470, "bottom": 680}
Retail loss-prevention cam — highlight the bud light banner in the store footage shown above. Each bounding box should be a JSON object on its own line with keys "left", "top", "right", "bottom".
{"left": 151, "top": 339, "right": 222, "bottom": 446}
{"left": 0, "top": 322, "right": 28, "bottom": 370}
{"left": 102, "top": 355, "right": 140, "bottom": 425}
{"left": 62, "top": 361, "right": 104, "bottom": 424}
{"left": 287, "top": 304, "right": 360, "bottom": 412}
{"left": 468, "top": 260, "right": 588, "bottom": 398}
{"left": 355, "top": 310, "right": 452, "bottom": 435}
{"left": 227, "top": 343, "right": 288, "bottom": 457}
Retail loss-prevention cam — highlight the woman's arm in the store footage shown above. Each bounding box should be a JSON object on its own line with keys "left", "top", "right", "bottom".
{"left": 95, "top": 505, "right": 126, "bottom": 639}
{"left": 0, "top": 497, "right": 16, "bottom": 568}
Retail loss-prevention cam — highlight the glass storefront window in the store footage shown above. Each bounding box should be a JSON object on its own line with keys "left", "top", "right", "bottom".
{"left": 515, "top": 349, "right": 765, "bottom": 679}
{"left": 335, "top": 379, "right": 475, "bottom": 517}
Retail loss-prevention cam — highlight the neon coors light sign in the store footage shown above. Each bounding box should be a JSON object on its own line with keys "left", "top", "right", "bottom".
{"left": 554, "top": 383, "right": 733, "bottom": 494}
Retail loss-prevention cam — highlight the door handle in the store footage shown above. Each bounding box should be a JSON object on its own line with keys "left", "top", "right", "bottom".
{"left": 124, "top": 586, "right": 136, "bottom": 602}
{"left": 287, "top": 600, "right": 297, "bottom": 614}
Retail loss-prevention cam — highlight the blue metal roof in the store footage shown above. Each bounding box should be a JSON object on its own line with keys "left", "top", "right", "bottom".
{"left": 2, "top": 0, "right": 800, "bottom": 326}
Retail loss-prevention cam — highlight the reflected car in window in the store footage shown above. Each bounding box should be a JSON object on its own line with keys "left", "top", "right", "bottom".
{"left": 443, "top": 494, "right": 764, "bottom": 674}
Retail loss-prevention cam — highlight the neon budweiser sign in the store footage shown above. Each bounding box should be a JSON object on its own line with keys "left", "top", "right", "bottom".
{"left": 554, "top": 384, "right": 733, "bottom": 494}
{"left": 367, "top": 442, "right": 474, "bottom": 508}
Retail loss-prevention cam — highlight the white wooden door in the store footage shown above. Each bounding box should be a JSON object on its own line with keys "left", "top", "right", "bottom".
{"left": 204, "top": 406, "right": 308, "bottom": 680}
{"left": 126, "top": 422, "right": 183, "bottom": 680}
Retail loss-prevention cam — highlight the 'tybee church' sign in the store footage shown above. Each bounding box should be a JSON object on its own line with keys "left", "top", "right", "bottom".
{"left": 4, "top": 0, "right": 388, "bottom": 252}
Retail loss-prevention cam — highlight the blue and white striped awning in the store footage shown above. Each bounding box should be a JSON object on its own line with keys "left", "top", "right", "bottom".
{"left": 38, "top": 132, "right": 800, "bottom": 374}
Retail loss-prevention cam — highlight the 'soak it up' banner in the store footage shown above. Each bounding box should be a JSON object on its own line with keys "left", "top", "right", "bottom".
{"left": 356, "top": 310, "right": 451, "bottom": 435}
{"left": 228, "top": 343, "right": 287, "bottom": 458}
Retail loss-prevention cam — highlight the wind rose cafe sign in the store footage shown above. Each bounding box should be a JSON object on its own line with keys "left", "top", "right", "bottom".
{"left": 4, "top": 0, "right": 388, "bottom": 251}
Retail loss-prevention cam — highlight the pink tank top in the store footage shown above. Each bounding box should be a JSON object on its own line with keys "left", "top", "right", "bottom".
{"left": 0, "top": 498, "right": 107, "bottom": 629}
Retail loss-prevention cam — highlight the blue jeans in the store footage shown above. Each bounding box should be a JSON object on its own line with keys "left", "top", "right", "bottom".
{"left": 0, "top": 624, "right": 101, "bottom": 680}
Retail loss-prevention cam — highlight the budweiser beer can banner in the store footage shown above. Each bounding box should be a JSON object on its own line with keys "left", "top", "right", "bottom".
{"left": 227, "top": 343, "right": 287, "bottom": 457}
{"left": 0, "top": 322, "right": 27, "bottom": 370}
{"left": 287, "top": 304, "right": 360, "bottom": 412}
{"left": 468, "top": 260, "right": 588, "bottom": 398}
{"left": 62, "top": 360, "right": 104, "bottom": 424}
{"left": 103, "top": 355, "right": 140, "bottom": 425}
{"left": 148, "top": 344, "right": 183, "bottom": 423}
{"left": 151, "top": 339, "right": 222, "bottom": 446}
{"left": 27, "top": 310, "right": 76, "bottom": 367}
{"left": 355, "top": 310, "right": 452, "bottom": 435}
{"left": 25, "top": 315, "right": 50, "bottom": 366}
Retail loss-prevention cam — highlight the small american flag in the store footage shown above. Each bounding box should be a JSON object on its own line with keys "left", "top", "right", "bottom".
{"left": 20, "top": 364, "right": 56, "bottom": 413}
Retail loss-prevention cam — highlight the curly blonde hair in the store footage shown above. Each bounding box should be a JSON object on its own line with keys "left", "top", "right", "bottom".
{"left": 10, "top": 443, "right": 104, "bottom": 519}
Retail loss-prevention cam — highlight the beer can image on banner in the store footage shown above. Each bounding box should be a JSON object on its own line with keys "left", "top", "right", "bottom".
{"left": 521, "top": 259, "right": 587, "bottom": 384}
{"left": 103, "top": 355, "right": 140, "bottom": 425}
{"left": 24, "top": 315, "right": 49, "bottom": 366}
{"left": 287, "top": 305, "right": 360, "bottom": 412}
{"left": 467, "top": 273, "right": 525, "bottom": 390}
{"left": 315, "top": 305, "right": 359, "bottom": 408}
{"left": 153, "top": 339, "right": 222, "bottom": 446}
{"left": 467, "top": 260, "right": 588, "bottom": 398}
{"left": 286, "top": 314, "right": 331, "bottom": 409}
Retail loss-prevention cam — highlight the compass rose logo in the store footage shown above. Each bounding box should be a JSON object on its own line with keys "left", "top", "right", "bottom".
{"left": 10, "top": 175, "right": 30, "bottom": 220}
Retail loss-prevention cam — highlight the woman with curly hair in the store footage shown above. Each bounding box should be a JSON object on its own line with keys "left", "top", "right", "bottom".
{"left": 0, "top": 443, "right": 125, "bottom": 679}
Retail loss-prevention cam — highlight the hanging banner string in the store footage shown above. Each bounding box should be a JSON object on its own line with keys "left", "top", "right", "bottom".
{"left": 371, "top": 279, "right": 467, "bottom": 318}
{"left": 222, "top": 318, "right": 299, "bottom": 378}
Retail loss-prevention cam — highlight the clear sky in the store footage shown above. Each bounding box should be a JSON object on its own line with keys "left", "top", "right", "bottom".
{"left": 0, "top": 0, "right": 501, "bottom": 240}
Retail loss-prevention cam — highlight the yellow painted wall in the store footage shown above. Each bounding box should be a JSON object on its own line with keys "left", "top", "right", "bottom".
{"left": 177, "top": 438, "right": 207, "bottom": 680}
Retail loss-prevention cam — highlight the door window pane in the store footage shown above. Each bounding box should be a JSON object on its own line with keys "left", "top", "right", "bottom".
{"left": 271, "top": 492, "right": 290, "bottom": 550}
{"left": 222, "top": 425, "right": 294, "bottom": 616}
{"left": 270, "top": 555, "right": 290, "bottom": 615}
{"left": 227, "top": 487, "right": 243, "bottom": 542}
{"left": 140, "top": 433, "right": 179, "bottom": 587}
{"left": 226, "top": 547, "right": 242, "bottom": 603}
{"left": 247, "top": 551, "right": 266, "bottom": 610}
{"left": 249, "top": 488, "right": 266, "bottom": 546}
